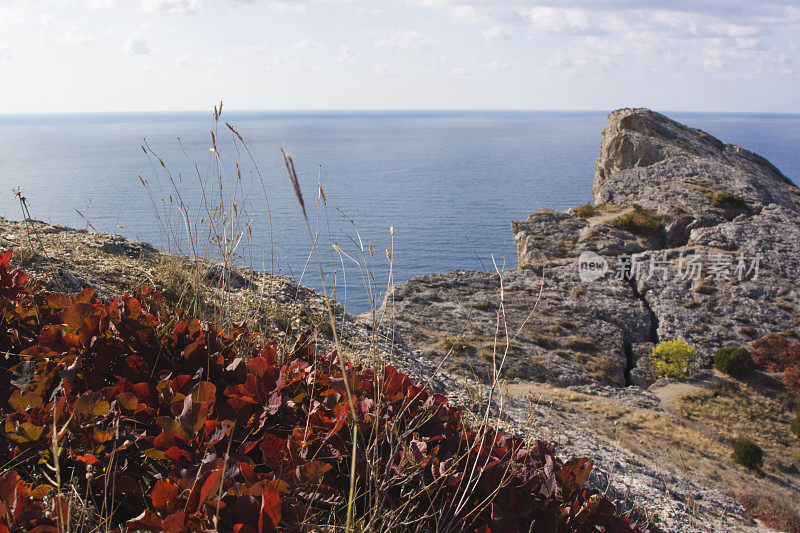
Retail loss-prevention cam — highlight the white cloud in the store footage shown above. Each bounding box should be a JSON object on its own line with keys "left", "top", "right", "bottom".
{"left": 525, "top": 7, "right": 589, "bottom": 33}
{"left": 334, "top": 45, "right": 357, "bottom": 63}
{"left": 0, "top": 45, "right": 11, "bottom": 61}
{"left": 174, "top": 54, "right": 193, "bottom": 65}
{"left": 293, "top": 37, "right": 322, "bottom": 50}
{"left": 374, "top": 29, "right": 434, "bottom": 50}
{"left": 443, "top": 66, "right": 471, "bottom": 78}
{"left": 123, "top": 35, "right": 151, "bottom": 55}
{"left": 481, "top": 60, "right": 514, "bottom": 72}
{"left": 482, "top": 25, "right": 512, "bottom": 41}
{"left": 227, "top": 43, "right": 269, "bottom": 51}
{"left": 271, "top": 56, "right": 302, "bottom": 70}
{"left": 63, "top": 27, "right": 94, "bottom": 45}
{"left": 373, "top": 63, "right": 402, "bottom": 76}
{"left": 88, "top": 0, "right": 202, "bottom": 13}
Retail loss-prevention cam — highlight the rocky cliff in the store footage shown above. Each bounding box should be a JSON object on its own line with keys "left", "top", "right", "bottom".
{"left": 373, "top": 108, "right": 800, "bottom": 532}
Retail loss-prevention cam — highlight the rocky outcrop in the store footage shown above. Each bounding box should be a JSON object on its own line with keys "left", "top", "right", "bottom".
{"left": 373, "top": 108, "right": 800, "bottom": 531}
{"left": 593, "top": 108, "right": 798, "bottom": 218}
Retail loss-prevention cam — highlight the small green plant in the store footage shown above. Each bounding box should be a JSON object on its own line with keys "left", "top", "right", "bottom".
{"left": 732, "top": 437, "right": 763, "bottom": 470}
{"left": 575, "top": 203, "right": 597, "bottom": 218}
{"left": 652, "top": 339, "right": 696, "bottom": 379}
{"left": 609, "top": 204, "right": 666, "bottom": 237}
{"left": 712, "top": 191, "right": 747, "bottom": 209}
{"left": 714, "top": 346, "right": 754, "bottom": 378}
{"left": 783, "top": 328, "right": 797, "bottom": 338}
{"left": 791, "top": 412, "right": 800, "bottom": 439}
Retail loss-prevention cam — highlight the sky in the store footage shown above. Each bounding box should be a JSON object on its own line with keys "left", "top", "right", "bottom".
{"left": 1, "top": 0, "right": 799, "bottom": 113}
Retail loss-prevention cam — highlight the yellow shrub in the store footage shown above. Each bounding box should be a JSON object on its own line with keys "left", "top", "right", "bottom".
{"left": 652, "top": 339, "right": 696, "bottom": 379}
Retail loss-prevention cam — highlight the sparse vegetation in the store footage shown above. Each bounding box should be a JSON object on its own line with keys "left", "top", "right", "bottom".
{"left": 575, "top": 202, "right": 597, "bottom": 218}
{"left": 652, "top": 339, "right": 695, "bottom": 379}
{"left": 150, "top": 255, "right": 210, "bottom": 316}
{"left": 733, "top": 493, "right": 800, "bottom": 533}
{"left": 571, "top": 285, "right": 586, "bottom": 298}
{"left": 565, "top": 335, "right": 596, "bottom": 352}
{"left": 609, "top": 204, "right": 667, "bottom": 237}
{"left": 714, "top": 346, "right": 754, "bottom": 378}
{"left": 712, "top": 191, "right": 748, "bottom": 209}
{"left": 530, "top": 333, "right": 558, "bottom": 349}
{"left": 732, "top": 436, "right": 764, "bottom": 469}
{"left": 437, "top": 333, "right": 474, "bottom": 353}
{"left": 468, "top": 299, "right": 490, "bottom": 310}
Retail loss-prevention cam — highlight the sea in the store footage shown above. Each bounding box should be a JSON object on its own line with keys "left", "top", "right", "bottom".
{"left": 0, "top": 110, "right": 798, "bottom": 312}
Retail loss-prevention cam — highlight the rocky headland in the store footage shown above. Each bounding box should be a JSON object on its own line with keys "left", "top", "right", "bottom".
{"left": 4, "top": 108, "right": 799, "bottom": 532}
{"left": 371, "top": 108, "right": 800, "bottom": 531}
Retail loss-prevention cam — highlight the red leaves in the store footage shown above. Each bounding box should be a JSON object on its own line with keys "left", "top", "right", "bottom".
{"left": 557, "top": 457, "right": 594, "bottom": 496}
{"left": 0, "top": 253, "right": 643, "bottom": 533}
{"left": 752, "top": 333, "right": 800, "bottom": 394}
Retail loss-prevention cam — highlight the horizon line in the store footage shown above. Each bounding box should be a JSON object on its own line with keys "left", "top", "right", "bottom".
{"left": 2, "top": 107, "right": 800, "bottom": 117}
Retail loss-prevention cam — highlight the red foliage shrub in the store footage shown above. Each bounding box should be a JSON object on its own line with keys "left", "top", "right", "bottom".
{"left": 751, "top": 333, "right": 800, "bottom": 395}
{"left": 733, "top": 493, "right": 800, "bottom": 533}
{"left": 0, "top": 250, "right": 642, "bottom": 532}
{"left": 783, "top": 366, "right": 800, "bottom": 395}
{"left": 751, "top": 333, "right": 800, "bottom": 372}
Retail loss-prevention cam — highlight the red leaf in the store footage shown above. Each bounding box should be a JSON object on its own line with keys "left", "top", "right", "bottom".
{"left": 259, "top": 484, "right": 281, "bottom": 532}
{"left": 260, "top": 434, "right": 287, "bottom": 470}
{"left": 190, "top": 381, "right": 216, "bottom": 403}
{"left": 75, "top": 453, "right": 99, "bottom": 465}
{"left": 161, "top": 511, "right": 187, "bottom": 533}
{"left": 151, "top": 480, "right": 179, "bottom": 511}
{"left": 63, "top": 303, "right": 95, "bottom": 331}
{"left": 198, "top": 469, "right": 223, "bottom": 508}
{"left": 73, "top": 288, "right": 96, "bottom": 304}
{"left": 178, "top": 395, "right": 209, "bottom": 433}
{"left": 295, "top": 461, "right": 332, "bottom": 485}
{"left": 124, "top": 509, "right": 162, "bottom": 532}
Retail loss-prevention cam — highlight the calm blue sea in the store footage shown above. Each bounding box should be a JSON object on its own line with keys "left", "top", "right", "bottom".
{"left": 0, "top": 111, "right": 798, "bottom": 312}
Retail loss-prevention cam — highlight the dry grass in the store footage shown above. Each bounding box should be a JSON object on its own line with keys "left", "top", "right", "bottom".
{"left": 676, "top": 379, "right": 799, "bottom": 472}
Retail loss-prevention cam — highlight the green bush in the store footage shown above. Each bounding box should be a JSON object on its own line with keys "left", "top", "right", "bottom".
{"left": 732, "top": 437, "right": 764, "bottom": 469}
{"left": 791, "top": 412, "right": 800, "bottom": 439}
{"left": 712, "top": 191, "right": 747, "bottom": 209}
{"left": 575, "top": 203, "right": 597, "bottom": 218}
{"left": 652, "top": 339, "right": 696, "bottom": 379}
{"left": 609, "top": 204, "right": 666, "bottom": 236}
{"left": 714, "top": 346, "right": 754, "bottom": 378}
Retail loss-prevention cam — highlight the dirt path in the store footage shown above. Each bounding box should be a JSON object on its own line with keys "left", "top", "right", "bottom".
{"left": 648, "top": 382, "right": 703, "bottom": 411}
